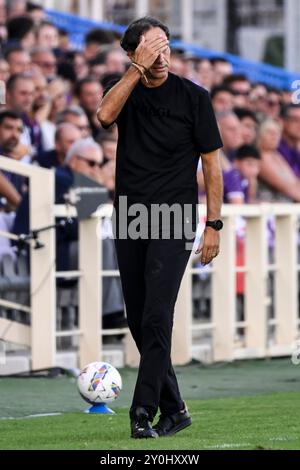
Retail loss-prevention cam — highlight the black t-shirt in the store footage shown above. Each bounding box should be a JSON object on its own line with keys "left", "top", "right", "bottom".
{"left": 104, "top": 72, "right": 223, "bottom": 225}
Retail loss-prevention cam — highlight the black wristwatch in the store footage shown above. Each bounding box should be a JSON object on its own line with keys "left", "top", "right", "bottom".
{"left": 205, "top": 219, "right": 223, "bottom": 231}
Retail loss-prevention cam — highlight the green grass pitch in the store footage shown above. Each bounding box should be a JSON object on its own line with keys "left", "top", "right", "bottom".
{"left": 0, "top": 359, "right": 300, "bottom": 450}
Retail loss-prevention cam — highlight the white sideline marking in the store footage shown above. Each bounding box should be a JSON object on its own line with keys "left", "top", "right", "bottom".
{"left": 206, "top": 443, "right": 251, "bottom": 449}
{"left": 0, "top": 413, "right": 62, "bottom": 420}
{"left": 205, "top": 436, "right": 291, "bottom": 449}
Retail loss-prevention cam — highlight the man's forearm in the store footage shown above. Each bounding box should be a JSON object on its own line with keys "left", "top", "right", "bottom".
{"left": 97, "top": 65, "right": 141, "bottom": 127}
{"left": 201, "top": 150, "right": 223, "bottom": 220}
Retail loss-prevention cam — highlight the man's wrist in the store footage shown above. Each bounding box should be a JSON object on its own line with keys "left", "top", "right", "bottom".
{"left": 131, "top": 62, "right": 149, "bottom": 84}
{"left": 205, "top": 219, "right": 223, "bottom": 231}
{"left": 131, "top": 60, "right": 147, "bottom": 72}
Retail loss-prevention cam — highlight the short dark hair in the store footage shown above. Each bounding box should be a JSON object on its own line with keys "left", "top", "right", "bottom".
{"left": 6, "top": 73, "right": 32, "bottom": 92}
{"left": 120, "top": 16, "right": 170, "bottom": 52}
{"left": 7, "top": 15, "right": 35, "bottom": 42}
{"left": 4, "top": 44, "right": 26, "bottom": 61}
{"left": 37, "top": 20, "right": 58, "bottom": 32}
{"left": 281, "top": 103, "right": 300, "bottom": 119}
{"left": 223, "top": 74, "right": 250, "bottom": 87}
{"left": 75, "top": 77, "right": 101, "bottom": 97}
{"left": 210, "top": 57, "right": 232, "bottom": 66}
{"left": 85, "top": 28, "right": 115, "bottom": 46}
{"left": 89, "top": 50, "right": 108, "bottom": 67}
{"left": 0, "top": 109, "right": 23, "bottom": 125}
{"left": 235, "top": 145, "right": 261, "bottom": 161}
{"left": 234, "top": 107, "right": 258, "bottom": 124}
{"left": 58, "top": 27, "right": 69, "bottom": 38}
{"left": 266, "top": 85, "right": 282, "bottom": 95}
{"left": 210, "top": 85, "right": 234, "bottom": 100}
{"left": 26, "top": 2, "right": 44, "bottom": 12}
{"left": 101, "top": 72, "right": 123, "bottom": 90}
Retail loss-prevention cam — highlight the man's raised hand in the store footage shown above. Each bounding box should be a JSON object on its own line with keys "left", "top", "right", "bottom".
{"left": 132, "top": 35, "right": 169, "bottom": 70}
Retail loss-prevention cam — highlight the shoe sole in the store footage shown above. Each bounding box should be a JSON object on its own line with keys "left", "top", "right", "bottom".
{"left": 155, "top": 417, "right": 192, "bottom": 437}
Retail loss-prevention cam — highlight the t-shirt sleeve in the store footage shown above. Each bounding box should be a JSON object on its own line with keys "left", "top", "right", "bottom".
{"left": 193, "top": 89, "right": 223, "bottom": 155}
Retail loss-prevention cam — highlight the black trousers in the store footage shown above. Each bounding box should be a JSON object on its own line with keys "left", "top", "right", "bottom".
{"left": 114, "top": 230, "right": 195, "bottom": 422}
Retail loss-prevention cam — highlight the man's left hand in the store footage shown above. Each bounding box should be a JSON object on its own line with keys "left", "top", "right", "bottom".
{"left": 195, "top": 228, "right": 220, "bottom": 265}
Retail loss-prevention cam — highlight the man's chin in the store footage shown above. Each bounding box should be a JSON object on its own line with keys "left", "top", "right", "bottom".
{"left": 6, "top": 143, "right": 18, "bottom": 152}
{"left": 149, "top": 68, "right": 168, "bottom": 78}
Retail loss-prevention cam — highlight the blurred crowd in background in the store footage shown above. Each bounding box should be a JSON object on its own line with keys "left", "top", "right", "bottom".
{"left": 0, "top": 1, "right": 300, "bottom": 308}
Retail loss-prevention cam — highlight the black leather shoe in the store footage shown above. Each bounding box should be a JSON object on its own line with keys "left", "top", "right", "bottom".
{"left": 130, "top": 407, "right": 159, "bottom": 439}
{"left": 153, "top": 402, "right": 192, "bottom": 437}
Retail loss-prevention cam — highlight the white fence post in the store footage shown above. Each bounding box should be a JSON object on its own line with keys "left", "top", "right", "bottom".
{"left": 78, "top": 216, "right": 101, "bottom": 368}
{"left": 29, "top": 167, "right": 56, "bottom": 370}
{"left": 172, "top": 259, "right": 193, "bottom": 365}
{"left": 274, "top": 213, "right": 298, "bottom": 350}
{"left": 212, "top": 214, "right": 236, "bottom": 362}
{"left": 244, "top": 213, "right": 268, "bottom": 356}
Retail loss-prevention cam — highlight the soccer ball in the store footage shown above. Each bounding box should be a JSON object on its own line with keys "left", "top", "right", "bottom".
{"left": 77, "top": 361, "right": 122, "bottom": 404}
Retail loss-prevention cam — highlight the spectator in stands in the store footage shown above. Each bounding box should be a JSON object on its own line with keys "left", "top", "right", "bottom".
{"left": 26, "top": 2, "right": 46, "bottom": 25}
{"left": 5, "top": 73, "right": 39, "bottom": 158}
{"left": 36, "top": 21, "right": 59, "bottom": 51}
{"left": 48, "top": 79, "right": 70, "bottom": 119}
{"left": 7, "top": 0, "right": 27, "bottom": 19}
{"left": 97, "top": 133, "right": 117, "bottom": 164}
{"left": 31, "top": 47, "right": 57, "bottom": 81}
{"left": 217, "top": 110, "right": 243, "bottom": 162}
{"left": 0, "top": 21, "right": 7, "bottom": 46}
{"left": 89, "top": 52, "right": 108, "bottom": 81}
{"left": 234, "top": 108, "right": 258, "bottom": 145}
{"left": 84, "top": 28, "right": 115, "bottom": 61}
{"left": 235, "top": 145, "right": 261, "bottom": 203}
{"left": 210, "top": 57, "right": 233, "bottom": 86}
{"left": 223, "top": 144, "right": 261, "bottom": 204}
{"left": 195, "top": 58, "right": 214, "bottom": 91}
{"left": 5, "top": 46, "right": 31, "bottom": 75}
{"left": 211, "top": 85, "right": 234, "bottom": 114}
{"left": 257, "top": 118, "right": 300, "bottom": 202}
{"left": 6, "top": 15, "right": 35, "bottom": 50}
{"left": 180, "top": 52, "right": 198, "bottom": 83}
{"left": 223, "top": 74, "right": 252, "bottom": 108}
{"left": 56, "top": 106, "right": 91, "bottom": 138}
{"left": 265, "top": 87, "right": 283, "bottom": 119}
{"left": 58, "top": 28, "right": 71, "bottom": 53}
{"left": 105, "top": 48, "right": 129, "bottom": 75}
{"left": 0, "top": 0, "right": 6, "bottom": 23}
{"left": 31, "top": 71, "right": 49, "bottom": 117}
{"left": 282, "top": 89, "right": 294, "bottom": 107}
{"left": 38, "top": 77, "right": 70, "bottom": 149}
{"left": 13, "top": 138, "right": 104, "bottom": 270}
{"left": 73, "top": 51, "right": 89, "bottom": 80}
{"left": 0, "top": 109, "right": 25, "bottom": 205}
{"left": 249, "top": 83, "right": 268, "bottom": 118}
{"left": 35, "top": 123, "right": 81, "bottom": 169}
{"left": 0, "top": 110, "right": 23, "bottom": 159}
{"left": 278, "top": 104, "right": 300, "bottom": 178}
{"left": 97, "top": 133, "right": 117, "bottom": 197}
{"left": 0, "top": 57, "right": 9, "bottom": 82}
{"left": 62, "top": 137, "right": 104, "bottom": 186}
{"left": 169, "top": 53, "right": 185, "bottom": 77}
{"left": 75, "top": 78, "right": 103, "bottom": 139}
